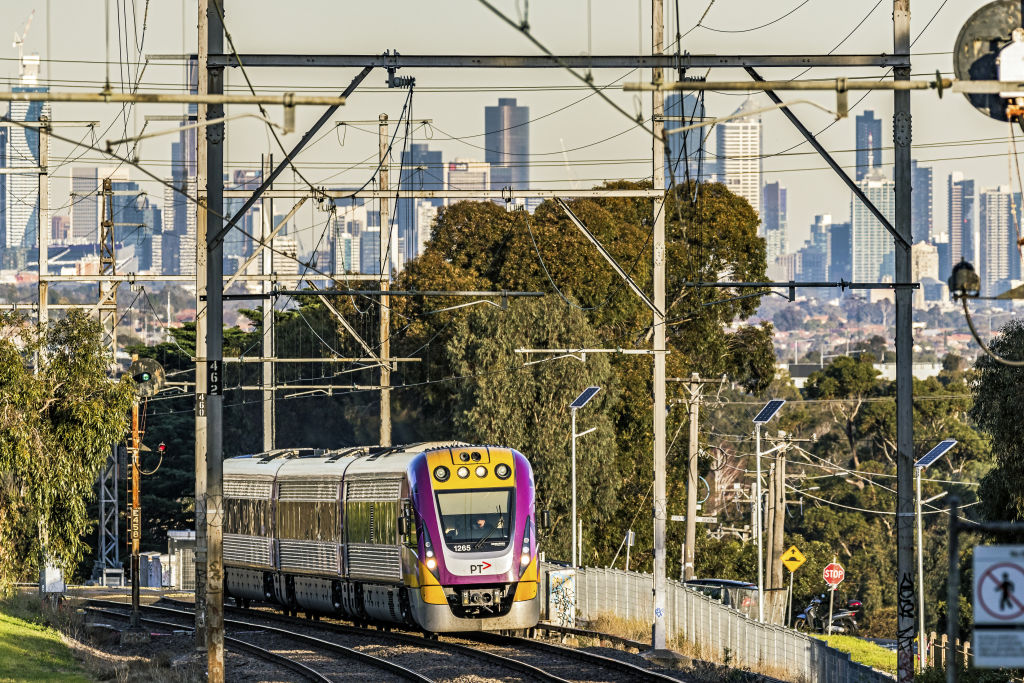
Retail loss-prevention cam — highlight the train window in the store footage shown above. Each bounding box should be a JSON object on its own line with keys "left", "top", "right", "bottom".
{"left": 224, "top": 498, "right": 272, "bottom": 536}
{"left": 436, "top": 489, "right": 513, "bottom": 552}
{"left": 276, "top": 501, "right": 339, "bottom": 542}
{"left": 344, "top": 500, "right": 399, "bottom": 545}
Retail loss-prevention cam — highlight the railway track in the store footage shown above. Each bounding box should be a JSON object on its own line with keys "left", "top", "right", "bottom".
{"left": 86, "top": 600, "right": 430, "bottom": 682}
{"left": 152, "top": 597, "right": 686, "bottom": 682}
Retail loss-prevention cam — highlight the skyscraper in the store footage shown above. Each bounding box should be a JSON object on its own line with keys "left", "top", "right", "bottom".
{"left": 484, "top": 98, "right": 529, "bottom": 191}
{"left": 762, "top": 182, "right": 787, "bottom": 263}
{"left": 69, "top": 166, "right": 128, "bottom": 245}
{"left": 446, "top": 159, "right": 490, "bottom": 198}
{"left": 4, "top": 53, "right": 49, "bottom": 251}
{"left": 911, "top": 160, "right": 933, "bottom": 242}
{"left": 665, "top": 93, "right": 708, "bottom": 185}
{"left": 224, "top": 169, "right": 262, "bottom": 261}
{"left": 948, "top": 172, "right": 976, "bottom": 264}
{"left": 855, "top": 111, "right": 883, "bottom": 181}
{"left": 111, "top": 181, "right": 162, "bottom": 272}
{"left": 398, "top": 143, "right": 443, "bottom": 262}
{"left": 829, "top": 221, "right": 853, "bottom": 282}
{"left": 799, "top": 214, "right": 832, "bottom": 282}
{"left": 851, "top": 170, "right": 896, "bottom": 282}
{"left": 715, "top": 98, "right": 762, "bottom": 217}
{"left": 979, "top": 186, "right": 1021, "bottom": 297}
{"left": 168, "top": 58, "right": 198, "bottom": 275}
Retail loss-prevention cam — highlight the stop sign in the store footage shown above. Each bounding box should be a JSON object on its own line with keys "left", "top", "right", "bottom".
{"left": 823, "top": 562, "right": 845, "bottom": 587}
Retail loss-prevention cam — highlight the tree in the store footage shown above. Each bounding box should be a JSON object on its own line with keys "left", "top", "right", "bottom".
{"left": 970, "top": 319, "right": 1024, "bottom": 520}
{"left": 444, "top": 297, "right": 620, "bottom": 562}
{"left": 804, "top": 355, "right": 881, "bottom": 468}
{"left": 0, "top": 312, "right": 132, "bottom": 593}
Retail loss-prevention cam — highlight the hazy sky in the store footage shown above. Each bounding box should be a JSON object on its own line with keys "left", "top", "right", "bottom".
{"left": 0, "top": 0, "right": 1013, "bottom": 259}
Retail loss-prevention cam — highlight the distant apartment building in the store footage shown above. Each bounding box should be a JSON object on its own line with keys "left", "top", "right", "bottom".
{"left": 665, "top": 93, "right": 710, "bottom": 184}
{"left": 911, "top": 160, "right": 933, "bottom": 242}
{"left": 446, "top": 159, "right": 490, "bottom": 200}
{"left": 829, "top": 221, "right": 853, "bottom": 282}
{"left": 978, "top": 186, "right": 1022, "bottom": 297}
{"left": 70, "top": 166, "right": 129, "bottom": 245}
{"left": 855, "top": 111, "right": 883, "bottom": 181}
{"left": 798, "top": 214, "right": 832, "bottom": 283}
{"left": 715, "top": 98, "right": 762, "bottom": 218}
{"left": 948, "top": 172, "right": 976, "bottom": 265}
{"left": 224, "top": 169, "right": 263, "bottom": 262}
{"left": 762, "top": 181, "right": 787, "bottom": 264}
{"left": 851, "top": 170, "right": 896, "bottom": 282}
{"left": 485, "top": 98, "right": 529, "bottom": 191}
{"left": 359, "top": 228, "right": 381, "bottom": 276}
{"left": 51, "top": 215, "right": 70, "bottom": 245}
{"left": 911, "top": 241, "right": 940, "bottom": 307}
{"left": 398, "top": 143, "right": 443, "bottom": 263}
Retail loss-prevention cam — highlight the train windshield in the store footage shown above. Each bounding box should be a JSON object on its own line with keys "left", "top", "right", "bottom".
{"left": 436, "top": 489, "right": 513, "bottom": 552}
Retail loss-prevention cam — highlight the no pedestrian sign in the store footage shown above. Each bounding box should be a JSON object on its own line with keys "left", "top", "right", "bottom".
{"left": 974, "top": 545, "right": 1024, "bottom": 668}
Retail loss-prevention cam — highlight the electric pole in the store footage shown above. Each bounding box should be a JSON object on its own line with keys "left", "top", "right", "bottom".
{"left": 261, "top": 154, "right": 275, "bottom": 451}
{"left": 651, "top": 0, "right": 669, "bottom": 652}
{"left": 203, "top": 0, "right": 226, "bottom": 678}
{"left": 893, "top": 1, "right": 915, "bottom": 681}
{"left": 194, "top": 0, "right": 209, "bottom": 650}
{"left": 378, "top": 114, "right": 392, "bottom": 447}
{"left": 684, "top": 374, "right": 700, "bottom": 581}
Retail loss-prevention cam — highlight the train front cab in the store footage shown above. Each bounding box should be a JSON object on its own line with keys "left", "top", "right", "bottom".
{"left": 407, "top": 446, "right": 540, "bottom": 632}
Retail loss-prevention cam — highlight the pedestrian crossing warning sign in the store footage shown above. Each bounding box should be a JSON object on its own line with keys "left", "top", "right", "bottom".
{"left": 974, "top": 545, "right": 1024, "bottom": 668}
{"left": 781, "top": 545, "right": 806, "bottom": 573}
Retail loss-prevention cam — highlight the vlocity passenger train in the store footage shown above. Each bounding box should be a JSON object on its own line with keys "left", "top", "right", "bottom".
{"left": 222, "top": 442, "right": 540, "bottom": 632}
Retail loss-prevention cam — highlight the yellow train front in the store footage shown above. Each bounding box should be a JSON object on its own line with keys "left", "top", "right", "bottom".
{"left": 222, "top": 442, "right": 540, "bottom": 632}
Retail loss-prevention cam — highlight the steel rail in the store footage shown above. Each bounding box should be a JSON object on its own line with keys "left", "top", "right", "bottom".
{"left": 84, "top": 606, "right": 331, "bottom": 683}
{"left": 87, "top": 600, "right": 433, "bottom": 683}
{"left": 531, "top": 622, "right": 651, "bottom": 652}
{"left": 467, "top": 631, "right": 681, "bottom": 682}
{"left": 160, "top": 597, "right": 572, "bottom": 683}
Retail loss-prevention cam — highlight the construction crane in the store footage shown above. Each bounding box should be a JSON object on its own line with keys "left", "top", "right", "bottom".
{"left": 13, "top": 10, "right": 34, "bottom": 78}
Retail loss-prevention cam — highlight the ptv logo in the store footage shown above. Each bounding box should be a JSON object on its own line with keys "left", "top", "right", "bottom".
{"left": 470, "top": 561, "right": 492, "bottom": 574}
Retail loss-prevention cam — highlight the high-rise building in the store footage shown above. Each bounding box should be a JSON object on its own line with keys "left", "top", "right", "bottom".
{"left": 762, "top": 181, "right": 787, "bottom": 263}
{"left": 979, "top": 186, "right": 1021, "bottom": 297}
{"left": 911, "top": 241, "right": 940, "bottom": 307}
{"left": 829, "top": 221, "right": 853, "bottom": 282}
{"left": 111, "top": 181, "right": 162, "bottom": 272}
{"left": 911, "top": 160, "right": 933, "bottom": 242}
{"left": 224, "top": 169, "right": 262, "bottom": 260}
{"left": 398, "top": 143, "right": 443, "bottom": 263}
{"left": 5, "top": 83, "right": 50, "bottom": 250}
{"left": 485, "top": 98, "right": 529, "bottom": 191}
{"left": 798, "top": 214, "right": 832, "bottom": 282}
{"left": 715, "top": 98, "right": 762, "bottom": 218}
{"left": 665, "top": 93, "right": 709, "bottom": 185}
{"left": 415, "top": 200, "right": 438, "bottom": 258}
{"left": 948, "top": 172, "right": 976, "bottom": 265}
{"left": 446, "top": 159, "right": 490, "bottom": 198}
{"left": 359, "top": 228, "right": 381, "bottom": 275}
{"left": 851, "top": 170, "right": 896, "bottom": 282}
{"left": 69, "top": 166, "right": 129, "bottom": 245}
{"left": 167, "top": 58, "right": 198, "bottom": 275}
{"left": 855, "top": 111, "right": 883, "bottom": 181}
{"left": 51, "top": 215, "right": 70, "bottom": 245}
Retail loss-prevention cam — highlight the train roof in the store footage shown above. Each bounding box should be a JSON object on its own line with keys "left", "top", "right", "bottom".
{"left": 224, "top": 442, "right": 472, "bottom": 480}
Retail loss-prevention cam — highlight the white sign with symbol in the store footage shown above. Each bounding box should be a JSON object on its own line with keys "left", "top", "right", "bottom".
{"left": 973, "top": 545, "right": 1024, "bottom": 668}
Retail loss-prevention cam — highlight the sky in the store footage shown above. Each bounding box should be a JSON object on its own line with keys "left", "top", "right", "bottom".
{"left": 0, "top": 0, "right": 1015, "bottom": 259}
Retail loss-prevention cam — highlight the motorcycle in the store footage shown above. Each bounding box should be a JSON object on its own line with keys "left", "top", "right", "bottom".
{"left": 793, "top": 593, "right": 861, "bottom": 634}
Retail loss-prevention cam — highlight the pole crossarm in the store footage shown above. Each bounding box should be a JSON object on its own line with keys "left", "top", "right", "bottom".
{"left": 624, "top": 77, "right": 1024, "bottom": 94}
{"left": 222, "top": 189, "right": 664, "bottom": 198}
{"left": 0, "top": 91, "right": 347, "bottom": 105}
{"left": 178, "top": 53, "right": 910, "bottom": 69}
{"left": 744, "top": 66, "right": 912, "bottom": 251}
{"left": 212, "top": 288, "right": 545, "bottom": 300}
{"left": 679, "top": 280, "right": 919, "bottom": 289}
{"left": 210, "top": 64, "right": 375, "bottom": 249}
{"left": 556, "top": 197, "right": 662, "bottom": 317}
{"left": 222, "top": 356, "right": 420, "bottom": 363}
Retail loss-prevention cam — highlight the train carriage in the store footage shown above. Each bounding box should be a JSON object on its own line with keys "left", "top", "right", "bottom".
{"left": 223, "top": 442, "right": 540, "bottom": 632}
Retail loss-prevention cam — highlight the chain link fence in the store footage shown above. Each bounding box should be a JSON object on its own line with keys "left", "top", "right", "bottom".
{"left": 540, "top": 563, "right": 894, "bottom": 683}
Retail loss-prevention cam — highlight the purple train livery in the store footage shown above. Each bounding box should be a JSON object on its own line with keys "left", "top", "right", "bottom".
{"left": 222, "top": 442, "right": 540, "bottom": 632}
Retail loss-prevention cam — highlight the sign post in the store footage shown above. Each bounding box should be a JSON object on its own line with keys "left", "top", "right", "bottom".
{"left": 973, "top": 545, "right": 1024, "bottom": 668}
{"left": 823, "top": 559, "right": 845, "bottom": 636}
{"left": 781, "top": 545, "right": 807, "bottom": 626}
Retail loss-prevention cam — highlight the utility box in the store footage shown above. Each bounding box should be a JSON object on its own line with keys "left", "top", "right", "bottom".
{"left": 139, "top": 552, "right": 163, "bottom": 588}
{"left": 167, "top": 530, "right": 196, "bottom": 590}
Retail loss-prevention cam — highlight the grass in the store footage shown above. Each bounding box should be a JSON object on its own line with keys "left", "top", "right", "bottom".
{"left": 0, "top": 604, "right": 90, "bottom": 683}
{"left": 812, "top": 634, "right": 897, "bottom": 675}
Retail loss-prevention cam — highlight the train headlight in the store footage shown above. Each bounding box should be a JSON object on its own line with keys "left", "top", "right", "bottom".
{"left": 433, "top": 466, "right": 450, "bottom": 482}
{"left": 457, "top": 466, "right": 470, "bottom": 479}
{"left": 495, "top": 463, "right": 511, "bottom": 480}
{"left": 475, "top": 465, "right": 487, "bottom": 478}
{"left": 426, "top": 549, "right": 434, "bottom": 558}
{"left": 426, "top": 557, "right": 437, "bottom": 570}
{"left": 459, "top": 452, "right": 470, "bottom": 462}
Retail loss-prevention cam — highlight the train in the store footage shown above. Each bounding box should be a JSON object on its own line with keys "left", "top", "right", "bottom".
{"left": 221, "top": 442, "right": 541, "bottom": 632}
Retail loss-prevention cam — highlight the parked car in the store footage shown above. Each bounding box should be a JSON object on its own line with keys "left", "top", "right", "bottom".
{"left": 685, "top": 578, "right": 758, "bottom": 616}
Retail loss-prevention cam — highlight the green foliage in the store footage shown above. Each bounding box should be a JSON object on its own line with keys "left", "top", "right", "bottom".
{"left": 0, "top": 312, "right": 132, "bottom": 594}
{"left": 970, "top": 319, "right": 1024, "bottom": 521}
{"left": 0, "top": 603, "right": 89, "bottom": 682}
{"left": 812, "top": 634, "right": 896, "bottom": 674}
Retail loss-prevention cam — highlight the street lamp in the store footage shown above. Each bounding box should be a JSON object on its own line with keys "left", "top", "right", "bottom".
{"left": 570, "top": 386, "right": 601, "bottom": 568}
{"left": 914, "top": 438, "right": 957, "bottom": 671}
{"left": 753, "top": 399, "right": 786, "bottom": 623}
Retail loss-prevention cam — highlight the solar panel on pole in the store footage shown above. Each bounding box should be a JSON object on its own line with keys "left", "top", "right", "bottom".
{"left": 570, "top": 386, "right": 602, "bottom": 409}
{"left": 753, "top": 399, "right": 786, "bottom": 424}
{"left": 915, "top": 438, "right": 957, "bottom": 469}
